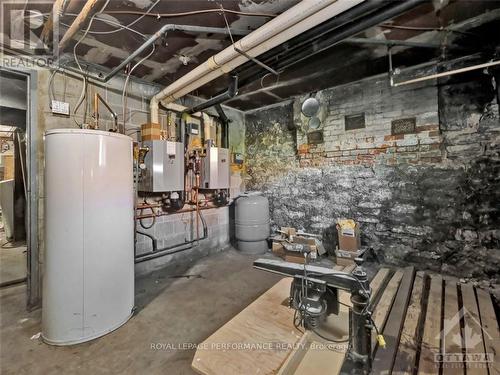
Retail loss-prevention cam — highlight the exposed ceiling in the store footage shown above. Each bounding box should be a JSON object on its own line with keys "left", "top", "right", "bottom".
{"left": 6, "top": 0, "right": 500, "bottom": 111}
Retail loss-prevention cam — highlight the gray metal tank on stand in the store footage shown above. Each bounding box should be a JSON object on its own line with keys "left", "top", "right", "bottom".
{"left": 235, "top": 191, "right": 270, "bottom": 254}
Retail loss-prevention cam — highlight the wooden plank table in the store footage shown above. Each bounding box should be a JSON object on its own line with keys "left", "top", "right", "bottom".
{"left": 192, "top": 265, "right": 499, "bottom": 375}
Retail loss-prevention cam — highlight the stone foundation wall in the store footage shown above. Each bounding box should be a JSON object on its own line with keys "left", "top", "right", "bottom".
{"left": 245, "top": 63, "right": 500, "bottom": 282}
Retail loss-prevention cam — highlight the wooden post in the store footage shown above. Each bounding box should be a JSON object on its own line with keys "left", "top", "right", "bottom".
{"left": 58, "top": 0, "right": 105, "bottom": 51}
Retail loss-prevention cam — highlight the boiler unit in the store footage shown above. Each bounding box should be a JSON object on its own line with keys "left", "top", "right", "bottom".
{"left": 43, "top": 129, "right": 134, "bottom": 345}
{"left": 139, "top": 140, "right": 184, "bottom": 192}
{"left": 201, "top": 143, "right": 230, "bottom": 189}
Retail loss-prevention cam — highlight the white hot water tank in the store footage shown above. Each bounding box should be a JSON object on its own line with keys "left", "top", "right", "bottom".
{"left": 43, "top": 129, "right": 134, "bottom": 345}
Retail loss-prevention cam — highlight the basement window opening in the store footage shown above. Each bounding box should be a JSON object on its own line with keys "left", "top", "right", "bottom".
{"left": 344, "top": 113, "right": 366, "bottom": 131}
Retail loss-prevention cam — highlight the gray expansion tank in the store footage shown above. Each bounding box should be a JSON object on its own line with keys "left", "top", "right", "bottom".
{"left": 235, "top": 191, "right": 270, "bottom": 254}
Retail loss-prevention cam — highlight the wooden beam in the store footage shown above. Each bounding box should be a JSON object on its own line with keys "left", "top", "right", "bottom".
{"left": 370, "top": 270, "right": 404, "bottom": 351}
{"left": 441, "top": 279, "right": 465, "bottom": 375}
{"left": 392, "top": 271, "right": 426, "bottom": 375}
{"left": 418, "top": 275, "right": 443, "bottom": 375}
{"left": 461, "top": 284, "right": 488, "bottom": 375}
{"left": 369, "top": 268, "right": 391, "bottom": 304}
{"left": 40, "top": 0, "right": 65, "bottom": 47}
{"left": 476, "top": 288, "right": 500, "bottom": 375}
{"left": 58, "top": 0, "right": 105, "bottom": 51}
{"left": 372, "top": 266, "right": 415, "bottom": 374}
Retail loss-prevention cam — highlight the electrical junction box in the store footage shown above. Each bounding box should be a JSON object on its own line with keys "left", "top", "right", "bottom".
{"left": 51, "top": 100, "right": 70, "bottom": 116}
{"left": 139, "top": 140, "right": 184, "bottom": 192}
{"left": 187, "top": 122, "right": 199, "bottom": 135}
{"left": 201, "top": 145, "right": 230, "bottom": 189}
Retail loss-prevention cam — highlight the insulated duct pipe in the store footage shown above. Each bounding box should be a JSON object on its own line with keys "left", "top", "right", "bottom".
{"left": 273, "top": 0, "right": 427, "bottom": 72}
{"left": 150, "top": 0, "right": 366, "bottom": 122}
{"left": 185, "top": 76, "right": 238, "bottom": 114}
{"left": 232, "top": 0, "right": 386, "bottom": 86}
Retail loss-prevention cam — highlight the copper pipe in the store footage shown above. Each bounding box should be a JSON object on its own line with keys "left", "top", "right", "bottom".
{"left": 93, "top": 92, "right": 118, "bottom": 131}
{"left": 135, "top": 204, "right": 217, "bottom": 219}
{"left": 136, "top": 203, "right": 162, "bottom": 209}
{"left": 194, "top": 173, "right": 201, "bottom": 243}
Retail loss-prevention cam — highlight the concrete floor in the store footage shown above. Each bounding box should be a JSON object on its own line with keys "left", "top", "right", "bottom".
{"left": 0, "top": 248, "right": 281, "bottom": 375}
{"left": 0, "top": 231, "right": 26, "bottom": 285}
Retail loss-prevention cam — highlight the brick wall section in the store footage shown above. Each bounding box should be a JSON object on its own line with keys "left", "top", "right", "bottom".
{"left": 295, "top": 77, "right": 444, "bottom": 167}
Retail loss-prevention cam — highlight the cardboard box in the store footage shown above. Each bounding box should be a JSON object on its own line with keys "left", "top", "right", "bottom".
{"left": 272, "top": 240, "right": 317, "bottom": 265}
{"left": 335, "top": 249, "right": 363, "bottom": 266}
{"left": 272, "top": 241, "right": 285, "bottom": 256}
{"left": 141, "top": 123, "right": 161, "bottom": 141}
{"left": 337, "top": 222, "right": 361, "bottom": 252}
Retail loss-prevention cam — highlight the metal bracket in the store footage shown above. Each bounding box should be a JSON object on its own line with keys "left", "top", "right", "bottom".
{"left": 220, "top": 5, "right": 279, "bottom": 77}
{"left": 233, "top": 47, "right": 279, "bottom": 76}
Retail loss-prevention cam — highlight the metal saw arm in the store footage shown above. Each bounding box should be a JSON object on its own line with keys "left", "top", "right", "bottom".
{"left": 253, "top": 257, "right": 374, "bottom": 374}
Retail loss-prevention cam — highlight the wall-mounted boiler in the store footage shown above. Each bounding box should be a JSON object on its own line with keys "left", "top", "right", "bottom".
{"left": 201, "top": 143, "right": 230, "bottom": 189}
{"left": 139, "top": 140, "right": 184, "bottom": 192}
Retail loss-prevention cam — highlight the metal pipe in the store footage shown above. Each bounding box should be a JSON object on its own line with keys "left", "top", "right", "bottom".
{"left": 93, "top": 92, "right": 118, "bottom": 131}
{"left": 219, "top": 0, "right": 429, "bottom": 98}
{"left": 136, "top": 230, "right": 157, "bottom": 252}
{"left": 214, "top": 105, "right": 229, "bottom": 149}
{"left": 150, "top": 0, "right": 366, "bottom": 121}
{"left": 392, "top": 59, "right": 500, "bottom": 87}
{"left": 134, "top": 244, "right": 193, "bottom": 263}
{"left": 134, "top": 210, "right": 208, "bottom": 263}
{"left": 274, "top": 0, "right": 427, "bottom": 72}
{"left": 231, "top": 0, "right": 386, "bottom": 88}
{"left": 185, "top": 76, "right": 238, "bottom": 114}
{"left": 105, "top": 25, "right": 248, "bottom": 83}
{"left": 61, "top": 25, "right": 249, "bottom": 84}
{"left": 344, "top": 37, "right": 444, "bottom": 49}
{"left": 274, "top": 0, "right": 386, "bottom": 59}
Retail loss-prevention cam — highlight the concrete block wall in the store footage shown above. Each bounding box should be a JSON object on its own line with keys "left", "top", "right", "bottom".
{"left": 135, "top": 207, "right": 229, "bottom": 275}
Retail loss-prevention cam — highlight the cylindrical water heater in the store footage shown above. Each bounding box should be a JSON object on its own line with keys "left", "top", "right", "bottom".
{"left": 235, "top": 191, "right": 270, "bottom": 254}
{"left": 43, "top": 129, "right": 134, "bottom": 345}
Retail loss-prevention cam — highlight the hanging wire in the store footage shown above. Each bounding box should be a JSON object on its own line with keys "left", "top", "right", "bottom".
{"left": 61, "top": 14, "right": 147, "bottom": 38}
{"left": 122, "top": 44, "right": 156, "bottom": 133}
{"left": 104, "top": 8, "right": 277, "bottom": 18}
{"left": 71, "top": 0, "right": 111, "bottom": 127}
{"left": 85, "top": 0, "right": 160, "bottom": 35}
